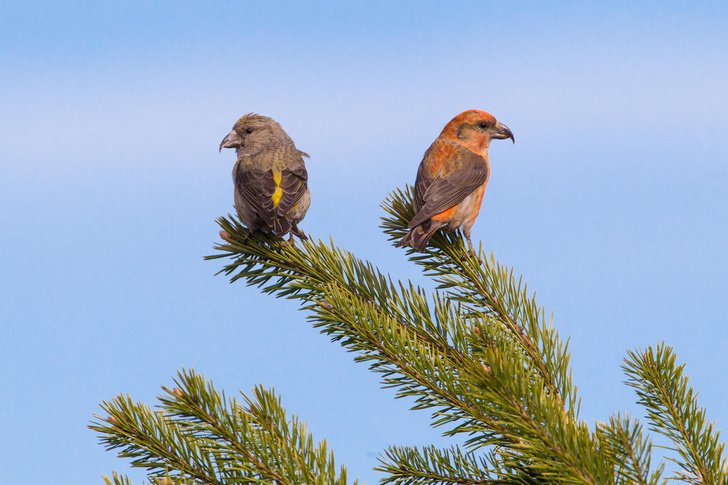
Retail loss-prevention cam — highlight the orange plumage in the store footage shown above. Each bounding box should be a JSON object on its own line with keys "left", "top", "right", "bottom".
{"left": 397, "top": 110, "right": 514, "bottom": 258}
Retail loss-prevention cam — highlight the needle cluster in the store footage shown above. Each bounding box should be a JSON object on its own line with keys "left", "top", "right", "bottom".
{"left": 92, "top": 187, "right": 726, "bottom": 485}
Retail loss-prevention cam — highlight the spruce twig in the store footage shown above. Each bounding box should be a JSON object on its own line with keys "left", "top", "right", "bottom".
{"left": 92, "top": 188, "right": 725, "bottom": 485}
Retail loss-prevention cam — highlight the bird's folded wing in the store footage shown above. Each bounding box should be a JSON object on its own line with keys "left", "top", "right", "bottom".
{"left": 275, "top": 165, "right": 308, "bottom": 216}
{"left": 237, "top": 165, "right": 308, "bottom": 227}
{"left": 408, "top": 149, "right": 489, "bottom": 228}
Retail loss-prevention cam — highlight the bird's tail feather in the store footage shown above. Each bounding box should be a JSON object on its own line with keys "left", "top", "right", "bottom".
{"left": 271, "top": 218, "right": 292, "bottom": 238}
{"left": 396, "top": 221, "right": 438, "bottom": 252}
{"left": 288, "top": 220, "right": 307, "bottom": 240}
{"left": 271, "top": 218, "right": 307, "bottom": 241}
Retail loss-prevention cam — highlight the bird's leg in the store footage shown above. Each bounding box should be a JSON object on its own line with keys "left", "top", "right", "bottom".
{"left": 240, "top": 225, "right": 257, "bottom": 244}
{"left": 461, "top": 229, "right": 483, "bottom": 264}
{"left": 283, "top": 224, "right": 307, "bottom": 246}
{"left": 280, "top": 234, "right": 296, "bottom": 247}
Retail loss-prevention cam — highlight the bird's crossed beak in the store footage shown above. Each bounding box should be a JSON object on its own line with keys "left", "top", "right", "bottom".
{"left": 219, "top": 130, "right": 241, "bottom": 152}
{"left": 493, "top": 121, "right": 515, "bottom": 144}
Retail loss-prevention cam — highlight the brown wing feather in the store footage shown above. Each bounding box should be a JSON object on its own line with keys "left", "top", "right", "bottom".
{"left": 237, "top": 169, "right": 278, "bottom": 228}
{"left": 275, "top": 165, "right": 308, "bottom": 216}
{"left": 412, "top": 148, "right": 432, "bottom": 214}
{"left": 408, "top": 147, "right": 489, "bottom": 229}
{"left": 236, "top": 161, "right": 308, "bottom": 234}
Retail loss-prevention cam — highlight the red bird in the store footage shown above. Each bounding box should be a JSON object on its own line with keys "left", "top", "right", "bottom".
{"left": 397, "top": 110, "right": 514, "bottom": 258}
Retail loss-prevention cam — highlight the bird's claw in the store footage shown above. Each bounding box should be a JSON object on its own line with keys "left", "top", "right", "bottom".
{"left": 461, "top": 251, "right": 483, "bottom": 265}
{"left": 280, "top": 235, "right": 296, "bottom": 247}
{"left": 463, "top": 236, "right": 483, "bottom": 264}
{"left": 239, "top": 227, "right": 257, "bottom": 245}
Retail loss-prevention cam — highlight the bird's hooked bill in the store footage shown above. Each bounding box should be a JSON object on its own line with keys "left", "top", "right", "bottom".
{"left": 219, "top": 130, "right": 241, "bottom": 152}
{"left": 494, "top": 122, "right": 515, "bottom": 144}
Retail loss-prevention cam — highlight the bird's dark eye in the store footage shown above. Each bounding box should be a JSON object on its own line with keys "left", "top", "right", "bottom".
{"left": 246, "top": 128, "right": 253, "bottom": 134}
{"left": 479, "top": 122, "right": 489, "bottom": 129}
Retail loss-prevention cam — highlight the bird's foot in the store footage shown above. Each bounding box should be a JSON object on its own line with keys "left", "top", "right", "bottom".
{"left": 239, "top": 227, "right": 257, "bottom": 245}
{"left": 218, "top": 230, "right": 233, "bottom": 249}
{"left": 280, "top": 234, "right": 296, "bottom": 247}
{"left": 463, "top": 236, "right": 483, "bottom": 264}
{"left": 461, "top": 251, "right": 483, "bottom": 265}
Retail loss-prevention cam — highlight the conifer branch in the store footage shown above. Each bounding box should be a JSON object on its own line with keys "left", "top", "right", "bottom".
{"left": 202, "top": 190, "right": 633, "bottom": 483}
{"left": 380, "top": 187, "right": 573, "bottom": 411}
{"left": 93, "top": 188, "right": 727, "bottom": 485}
{"left": 375, "top": 445, "right": 501, "bottom": 485}
{"left": 596, "top": 414, "right": 664, "bottom": 485}
{"left": 101, "top": 470, "right": 199, "bottom": 485}
{"left": 91, "top": 369, "right": 354, "bottom": 485}
{"left": 623, "top": 343, "right": 727, "bottom": 484}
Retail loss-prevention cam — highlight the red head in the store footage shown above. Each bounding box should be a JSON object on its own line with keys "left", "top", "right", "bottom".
{"left": 440, "top": 110, "right": 514, "bottom": 153}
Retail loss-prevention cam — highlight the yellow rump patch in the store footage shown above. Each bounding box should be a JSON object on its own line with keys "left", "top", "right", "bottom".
{"left": 271, "top": 170, "right": 283, "bottom": 208}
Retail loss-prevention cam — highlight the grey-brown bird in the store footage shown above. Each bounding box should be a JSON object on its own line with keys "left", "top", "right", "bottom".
{"left": 397, "top": 110, "right": 514, "bottom": 258}
{"left": 219, "top": 113, "right": 311, "bottom": 242}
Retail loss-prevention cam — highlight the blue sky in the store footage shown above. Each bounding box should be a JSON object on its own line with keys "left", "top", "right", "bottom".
{"left": 1, "top": 1, "right": 727, "bottom": 483}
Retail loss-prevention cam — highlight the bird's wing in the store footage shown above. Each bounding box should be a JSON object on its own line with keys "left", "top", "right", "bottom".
{"left": 408, "top": 145, "right": 489, "bottom": 228}
{"left": 236, "top": 168, "right": 277, "bottom": 228}
{"left": 236, "top": 159, "right": 308, "bottom": 229}
{"left": 274, "top": 164, "right": 308, "bottom": 216}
